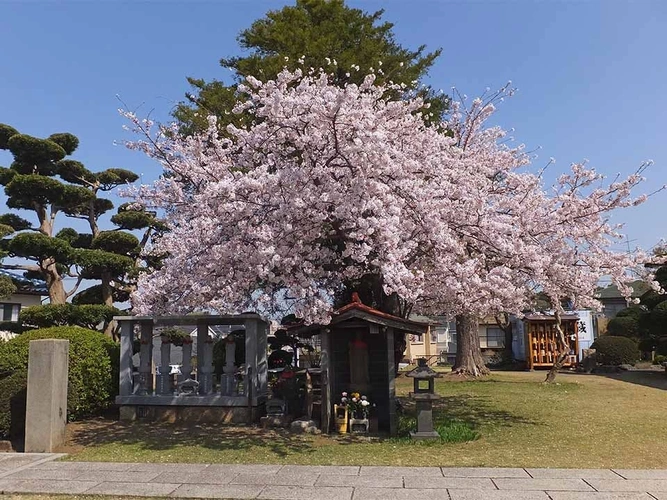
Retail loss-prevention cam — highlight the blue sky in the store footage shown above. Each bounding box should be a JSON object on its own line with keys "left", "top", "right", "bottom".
{"left": 1, "top": 0, "right": 665, "bottom": 267}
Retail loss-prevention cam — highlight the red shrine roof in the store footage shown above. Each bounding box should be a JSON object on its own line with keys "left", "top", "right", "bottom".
{"left": 288, "top": 292, "right": 429, "bottom": 336}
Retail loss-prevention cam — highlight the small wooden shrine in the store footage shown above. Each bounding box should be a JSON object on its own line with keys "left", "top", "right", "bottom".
{"left": 524, "top": 313, "right": 579, "bottom": 369}
{"left": 289, "top": 293, "right": 428, "bottom": 436}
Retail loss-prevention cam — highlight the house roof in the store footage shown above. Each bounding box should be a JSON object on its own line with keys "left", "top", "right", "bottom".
{"left": 290, "top": 293, "right": 429, "bottom": 336}
{"left": 596, "top": 280, "right": 650, "bottom": 300}
{"left": 0, "top": 270, "right": 47, "bottom": 296}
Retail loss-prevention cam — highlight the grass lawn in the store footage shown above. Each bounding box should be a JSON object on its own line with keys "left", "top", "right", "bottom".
{"left": 58, "top": 370, "right": 667, "bottom": 468}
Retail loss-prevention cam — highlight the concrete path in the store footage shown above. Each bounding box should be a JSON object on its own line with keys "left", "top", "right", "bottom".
{"left": 1, "top": 455, "right": 667, "bottom": 499}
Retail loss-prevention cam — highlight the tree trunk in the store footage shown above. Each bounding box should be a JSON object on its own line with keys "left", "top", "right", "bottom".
{"left": 452, "top": 314, "right": 490, "bottom": 376}
{"left": 43, "top": 260, "right": 67, "bottom": 304}
{"left": 545, "top": 311, "right": 568, "bottom": 383}
{"left": 101, "top": 272, "right": 117, "bottom": 338}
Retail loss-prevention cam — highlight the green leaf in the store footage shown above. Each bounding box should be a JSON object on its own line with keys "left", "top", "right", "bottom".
{"left": 0, "top": 124, "right": 19, "bottom": 150}
{"left": 47, "top": 133, "right": 79, "bottom": 155}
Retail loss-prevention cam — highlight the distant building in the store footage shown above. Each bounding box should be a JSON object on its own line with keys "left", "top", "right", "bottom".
{"left": 0, "top": 270, "right": 47, "bottom": 323}
{"left": 596, "top": 280, "right": 650, "bottom": 318}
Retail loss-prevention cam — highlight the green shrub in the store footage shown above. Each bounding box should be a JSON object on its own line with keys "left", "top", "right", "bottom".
{"left": 0, "top": 370, "right": 27, "bottom": 438}
{"left": 19, "top": 303, "right": 119, "bottom": 331}
{"left": 606, "top": 315, "right": 641, "bottom": 338}
{"left": 0, "top": 326, "right": 118, "bottom": 438}
{"left": 591, "top": 336, "right": 639, "bottom": 365}
{"left": 652, "top": 354, "right": 667, "bottom": 365}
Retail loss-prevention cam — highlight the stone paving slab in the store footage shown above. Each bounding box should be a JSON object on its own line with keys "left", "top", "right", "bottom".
{"left": 280, "top": 465, "right": 360, "bottom": 475}
{"left": 316, "top": 474, "right": 404, "bottom": 488}
{"left": 547, "top": 492, "right": 656, "bottom": 499}
{"left": 33, "top": 460, "right": 135, "bottom": 471}
{"left": 0, "top": 478, "right": 100, "bottom": 494}
{"left": 613, "top": 470, "right": 667, "bottom": 480}
{"left": 150, "top": 470, "right": 235, "bottom": 485}
{"left": 231, "top": 472, "right": 321, "bottom": 486}
{"left": 359, "top": 466, "right": 444, "bottom": 476}
{"left": 259, "top": 485, "right": 354, "bottom": 500}
{"left": 84, "top": 480, "right": 181, "bottom": 497}
{"left": 206, "top": 463, "right": 284, "bottom": 475}
{"left": 442, "top": 467, "right": 530, "bottom": 478}
{"left": 404, "top": 476, "right": 496, "bottom": 490}
{"left": 171, "top": 483, "right": 263, "bottom": 499}
{"left": 587, "top": 479, "right": 667, "bottom": 492}
{"left": 0, "top": 453, "right": 66, "bottom": 478}
{"left": 130, "top": 462, "right": 212, "bottom": 473}
{"left": 493, "top": 478, "right": 596, "bottom": 491}
{"left": 75, "top": 470, "right": 163, "bottom": 483}
{"left": 6, "top": 468, "right": 87, "bottom": 480}
{"left": 352, "top": 487, "right": 450, "bottom": 500}
{"left": 650, "top": 493, "right": 667, "bottom": 500}
{"left": 526, "top": 469, "right": 623, "bottom": 480}
{"left": 448, "top": 490, "right": 550, "bottom": 500}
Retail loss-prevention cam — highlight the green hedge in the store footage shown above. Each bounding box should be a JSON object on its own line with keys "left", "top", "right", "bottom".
{"left": 0, "top": 326, "right": 118, "bottom": 438}
{"left": 591, "top": 335, "right": 639, "bottom": 366}
{"left": 0, "top": 370, "right": 27, "bottom": 439}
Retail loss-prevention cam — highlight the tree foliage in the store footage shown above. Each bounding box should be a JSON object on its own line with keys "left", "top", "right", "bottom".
{"left": 124, "top": 67, "right": 654, "bottom": 381}
{"left": 173, "top": 0, "right": 446, "bottom": 134}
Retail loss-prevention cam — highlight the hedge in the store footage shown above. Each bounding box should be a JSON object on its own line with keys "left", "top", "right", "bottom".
{"left": 0, "top": 326, "right": 118, "bottom": 438}
{"left": 0, "top": 370, "right": 27, "bottom": 439}
{"left": 591, "top": 335, "right": 639, "bottom": 366}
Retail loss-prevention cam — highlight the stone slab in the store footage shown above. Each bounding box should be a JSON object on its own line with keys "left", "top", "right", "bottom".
{"left": 33, "top": 461, "right": 135, "bottom": 471}
{"left": 317, "top": 475, "right": 404, "bottom": 488}
{"left": 151, "top": 471, "right": 234, "bottom": 485}
{"left": 172, "top": 483, "right": 263, "bottom": 498}
{"left": 206, "top": 463, "right": 283, "bottom": 474}
{"left": 4, "top": 468, "right": 86, "bottom": 480}
{"left": 448, "top": 490, "right": 550, "bottom": 500}
{"left": 74, "top": 470, "right": 162, "bottom": 483}
{"left": 259, "top": 485, "right": 354, "bottom": 500}
{"left": 404, "top": 476, "right": 496, "bottom": 489}
{"left": 84, "top": 481, "right": 181, "bottom": 496}
{"left": 231, "top": 472, "right": 320, "bottom": 486}
{"left": 441, "top": 467, "right": 530, "bottom": 478}
{"left": 360, "top": 466, "right": 444, "bottom": 476}
{"left": 613, "top": 470, "right": 667, "bottom": 480}
{"left": 547, "top": 493, "right": 656, "bottom": 500}
{"left": 587, "top": 479, "right": 667, "bottom": 492}
{"left": 353, "top": 487, "right": 450, "bottom": 500}
{"left": 649, "top": 493, "right": 667, "bottom": 500}
{"left": 130, "top": 462, "right": 212, "bottom": 473}
{"left": 280, "top": 465, "right": 360, "bottom": 475}
{"left": 526, "top": 469, "right": 621, "bottom": 480}
{"left": 0, "top": 478, "right": 99, "bottom": 494}
{"left": 494, "top": 478, "right": 595, "bottom": 491}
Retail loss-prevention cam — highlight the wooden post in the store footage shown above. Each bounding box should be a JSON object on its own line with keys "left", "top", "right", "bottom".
{"left": 320, "top": 329, "right": 332, "bottom": 434}
{"left": 119, "top": 320, "right": 133, "bottom": 397}
{"left": 386, "top": 327, "right": 397, "bottom": 436}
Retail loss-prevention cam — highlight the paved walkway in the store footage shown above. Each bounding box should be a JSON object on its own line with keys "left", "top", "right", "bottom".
{"left": 2, "top": 454, "right": 667, "bottom": 499}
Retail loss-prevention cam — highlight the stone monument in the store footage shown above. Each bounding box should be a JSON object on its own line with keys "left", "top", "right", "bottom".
{"left": 24, "top": 339, "right": 69, "bottom": 452}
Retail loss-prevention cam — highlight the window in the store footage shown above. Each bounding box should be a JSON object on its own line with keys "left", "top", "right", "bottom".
{"left": 480, "top": 327, "right": 505, "bottom": 348}
{"left": 0, "top": 303, "right": 20, "bottom": 322}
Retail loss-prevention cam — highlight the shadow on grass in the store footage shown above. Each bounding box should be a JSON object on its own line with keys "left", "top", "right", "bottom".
{"left": 591, "top": 370, "right": 667, "bottom": 391}
{"left": 65, "top": 419, "right": 319, "bottom": 458}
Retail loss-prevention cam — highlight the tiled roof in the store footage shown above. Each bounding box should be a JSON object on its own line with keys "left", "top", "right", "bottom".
{"left": 0, "top": 270, "right": 47, "bottom": 295}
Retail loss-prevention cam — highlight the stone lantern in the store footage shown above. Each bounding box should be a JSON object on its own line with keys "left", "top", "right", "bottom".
{"left": 406, "top": 358, "right": 442, "bottom": 440}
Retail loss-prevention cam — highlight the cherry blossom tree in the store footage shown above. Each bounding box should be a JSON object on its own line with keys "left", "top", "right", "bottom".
{"left": 123, "top": 68, "right": 658, "bottom": 377}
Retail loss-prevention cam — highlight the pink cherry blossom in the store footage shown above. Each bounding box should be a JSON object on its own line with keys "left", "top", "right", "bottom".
{"left": 121, "top": 69, "right": 658, "bottom": 323}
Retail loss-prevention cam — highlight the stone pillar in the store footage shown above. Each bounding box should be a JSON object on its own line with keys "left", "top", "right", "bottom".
{"left": 137, "top": 322, "right": 153, "bottom": 395}
{"left": 220, "top": 336, "right": 235, "bottom": 396}
{"left": 157, "top": 337, "right": 172, "bottom": 395}
{"left": 119, "top": 320, "right": 133, "bottom": 397}
{"left": 24, "top": 339, "right": 69, "bottom": 453}
{"left": 319, "top": 329, "right": 332, "bottom": 434}
{"left": 180, "top": 340, "right": 193, "bottom": 382}
{"left": 244, "top": 320, "right": 258, "bottom": 401}
{"left": 197, "top": 323, "right": 213, "bottom": 394}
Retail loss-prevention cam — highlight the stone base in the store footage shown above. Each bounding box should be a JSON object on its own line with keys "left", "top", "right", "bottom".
{"left": 260, "top": 415, "right": 292, "bottom": 429}
{"left": 410, "top": 430, "right": 440, "bottom": 440}
{"left": 120, "top": 405, "right": 253, "bottom": 424}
